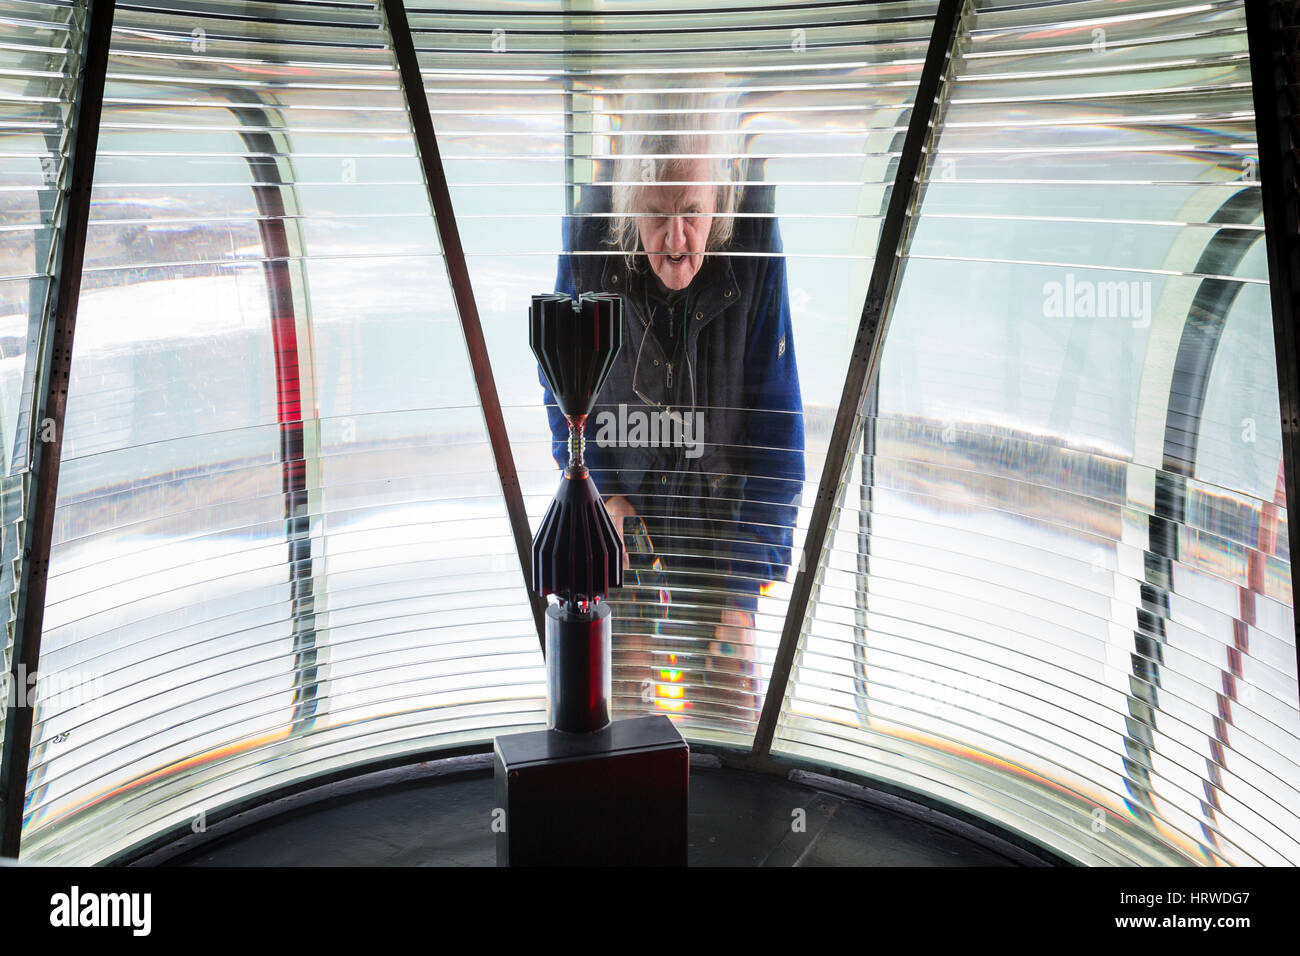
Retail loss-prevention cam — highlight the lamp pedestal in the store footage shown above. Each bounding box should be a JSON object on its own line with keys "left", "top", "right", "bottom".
{"left": 493, "top": 290, "right": 688, "bottom": 866}
{"left": 494, "top": 715, "right": 689, "bottom": 867}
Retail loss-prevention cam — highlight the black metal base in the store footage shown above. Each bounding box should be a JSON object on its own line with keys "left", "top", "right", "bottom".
{"left": 546, "top": 600, "right": 611, "bottom": 733}
{"left": 494, "top": 715, "right": 689, "bottom": 866}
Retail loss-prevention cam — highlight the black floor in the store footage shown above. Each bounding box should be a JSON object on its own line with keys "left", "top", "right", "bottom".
{"left": 157, "top": 756, "right": 1039, "bottom": 867}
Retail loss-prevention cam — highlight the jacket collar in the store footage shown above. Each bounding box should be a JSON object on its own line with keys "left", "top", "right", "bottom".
{"left": 598, "top": 252, "right": 740, "bottom": 337}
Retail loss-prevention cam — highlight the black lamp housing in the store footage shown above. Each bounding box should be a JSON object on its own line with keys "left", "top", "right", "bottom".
{"left": 530, "top": 292, "right": 625, "bottom": 610}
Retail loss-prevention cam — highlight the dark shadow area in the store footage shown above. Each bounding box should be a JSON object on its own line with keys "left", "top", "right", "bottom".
{"left": 160, "top": 758, "right": 1034, "bottom": 867}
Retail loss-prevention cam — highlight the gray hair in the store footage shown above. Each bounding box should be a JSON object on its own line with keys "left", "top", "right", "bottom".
{"left": 606, "top": 79, "right": 744, "bottom": 272}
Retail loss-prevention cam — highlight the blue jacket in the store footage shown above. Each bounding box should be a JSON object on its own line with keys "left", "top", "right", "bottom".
{"left": 539, "top": 210, "right": 805, "bottom": 609}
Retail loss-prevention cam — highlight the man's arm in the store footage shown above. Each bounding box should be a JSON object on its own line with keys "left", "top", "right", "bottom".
{"left": 726, "top": 241, "right": 806, "bottom": 607}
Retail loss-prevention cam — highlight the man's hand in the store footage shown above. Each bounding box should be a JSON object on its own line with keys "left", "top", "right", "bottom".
{"left": 709, "top": 607, "right": 759, "bottom": 715}
{"left": 712, "top": 608, "right": 756, "bottom": 657}
{"left": 604, "top": 494, "right": 635, "bottom": 571}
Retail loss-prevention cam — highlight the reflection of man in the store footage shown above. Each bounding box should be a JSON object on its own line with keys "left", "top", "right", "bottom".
{"left": 540, "top": 89, "right": 805, "bottom": 726}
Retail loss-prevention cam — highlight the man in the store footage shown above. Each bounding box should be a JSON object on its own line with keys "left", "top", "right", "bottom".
{"left": 540, "top": 90, "right": 805, "bottom": 727}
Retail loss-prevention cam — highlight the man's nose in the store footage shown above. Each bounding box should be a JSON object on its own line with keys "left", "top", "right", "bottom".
{"left": 665, "top": 215, "right": 687, "bottom": 250}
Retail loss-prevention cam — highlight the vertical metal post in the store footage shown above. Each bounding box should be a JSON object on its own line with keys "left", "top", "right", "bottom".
{"left": 381, "top": 0, "right": 548, "bottom": 645}
{"left": 1246, "top": 0, "right": 1300, "bottom": 688}
{"left": 752, "top": 0, "right": 964, "bottom": 755}
{"left": 0, "top": 0, "right": 115, "bottom": 857}
{"left": 851, "top": 381, "right": 878, "bottom": 726}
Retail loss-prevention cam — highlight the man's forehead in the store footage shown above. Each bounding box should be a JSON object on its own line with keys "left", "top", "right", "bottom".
{"left": 638, "top": 179, "right": 715, "bottom": 211}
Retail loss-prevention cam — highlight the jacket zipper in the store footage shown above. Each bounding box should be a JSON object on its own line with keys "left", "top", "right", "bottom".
{"left": 666, "top": 362, "right": 673, "bottom": 389}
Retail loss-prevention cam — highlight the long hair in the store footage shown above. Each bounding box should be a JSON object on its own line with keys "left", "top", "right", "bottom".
{"left": 606, "top": 77, "right": 743, "bottom": 272}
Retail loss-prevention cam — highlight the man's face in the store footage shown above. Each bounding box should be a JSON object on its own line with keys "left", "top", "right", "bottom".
{"left": 636, "top": 159, "right": 716, "bottom": 291}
